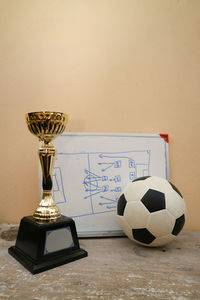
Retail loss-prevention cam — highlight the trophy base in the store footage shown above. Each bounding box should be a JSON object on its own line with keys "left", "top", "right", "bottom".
{"left": 8, "top": 215, "right": 87, "bottom": 274}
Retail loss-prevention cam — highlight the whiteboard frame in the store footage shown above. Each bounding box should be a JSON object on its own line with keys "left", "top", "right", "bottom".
{"left": 38, "top": 132, "right": 170, "bottom": 237}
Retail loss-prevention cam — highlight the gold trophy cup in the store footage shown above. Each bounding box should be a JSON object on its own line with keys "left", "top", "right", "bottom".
{"left": 26, "top": 111, "right": 67, "bottom": 222}
{"left": 9, "top": 112, "right": 87, "bottom": 274}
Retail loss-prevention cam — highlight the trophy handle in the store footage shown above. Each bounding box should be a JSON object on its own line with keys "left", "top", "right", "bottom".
{"left": 33, "top": 143, "right": 61, "bottom": 222}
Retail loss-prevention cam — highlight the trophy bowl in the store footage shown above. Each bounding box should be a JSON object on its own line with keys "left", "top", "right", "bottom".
{"left": 25, "top": 111, "right": 68, "bottom": 144}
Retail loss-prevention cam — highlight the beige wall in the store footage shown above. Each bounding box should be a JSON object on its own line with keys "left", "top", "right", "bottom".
{"left": 0, "top": 0, "right": 200, "bottom": 230}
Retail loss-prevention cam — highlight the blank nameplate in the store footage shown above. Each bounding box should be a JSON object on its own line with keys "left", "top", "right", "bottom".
{"left": 44, "top": 227, "right": 74, "bottom": 255}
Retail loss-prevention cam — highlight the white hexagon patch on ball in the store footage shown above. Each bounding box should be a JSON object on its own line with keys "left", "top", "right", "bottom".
{"left": 117, "top": 176, "right": 186, "bottom": 247}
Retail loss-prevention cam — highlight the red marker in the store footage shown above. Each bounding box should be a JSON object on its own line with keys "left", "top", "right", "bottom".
{"left": 159, "top": 133, "right": 169, "bottom": 143}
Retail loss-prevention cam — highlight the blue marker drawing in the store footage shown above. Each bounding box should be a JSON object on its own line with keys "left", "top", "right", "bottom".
{"left": 83, "top": 169, "right": 101, "bottom": 192}
{"left": 52, "top": 167, "right": 66, "bottom": 204}
{"left": 52, "top": 174, "right": 59, "bottom": 191}
{"left": 53, "top": 150, "right": 151, "bottom": 218}
{"left": 129, "top": 172, "right": 136, "bottom": 181}
{"left": 99, "top": 195, "right": 117, "bottom": 206}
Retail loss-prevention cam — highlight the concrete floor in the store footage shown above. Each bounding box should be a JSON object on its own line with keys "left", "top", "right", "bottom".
{"left": 0, "top": 224, "right": 199, "bottom": 300}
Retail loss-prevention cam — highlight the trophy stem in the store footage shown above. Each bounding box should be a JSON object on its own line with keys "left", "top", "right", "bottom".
{"left": 33, "top": 142, "right": 61, "bottom": 222}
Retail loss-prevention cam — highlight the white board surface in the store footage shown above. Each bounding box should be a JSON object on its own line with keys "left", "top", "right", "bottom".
{"left": 39, "top": 133, "right": 169, "bottom": 236}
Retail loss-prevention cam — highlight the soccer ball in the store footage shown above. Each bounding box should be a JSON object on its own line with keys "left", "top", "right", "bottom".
{"left": 117, "top": 176, "right": 186, "bottom": 247}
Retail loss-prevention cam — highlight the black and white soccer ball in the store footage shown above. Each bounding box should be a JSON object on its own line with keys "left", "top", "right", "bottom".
{"left": 117, "top": 176, "right": 186, "bottom": 247}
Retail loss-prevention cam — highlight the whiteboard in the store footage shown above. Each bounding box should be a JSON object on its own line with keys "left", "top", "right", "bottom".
{"left": 39, "top": 133, "right": 169, "bottom": 237}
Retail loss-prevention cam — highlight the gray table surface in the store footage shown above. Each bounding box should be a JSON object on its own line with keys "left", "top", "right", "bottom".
{"left": 0, "top": 224, "right": 199, "bottom": 300}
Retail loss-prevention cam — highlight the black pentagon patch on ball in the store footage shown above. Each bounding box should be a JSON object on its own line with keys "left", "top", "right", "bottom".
{"left": 141, "top": 189, "right": 165, "bottom": 213}
{"left": 117, "top": 194, "right": 127, "bottom": 216}
{"left": 169, "top": 182, "right": 183, "bottom": 197}
{"left": 172, "top": 214, "right": 185, "bottom": 236}
{"left": 132, "top": 228, "right": 155, "bottom": 244}
{"left": 132, "top": 176, "right": 150, "bottom": 182}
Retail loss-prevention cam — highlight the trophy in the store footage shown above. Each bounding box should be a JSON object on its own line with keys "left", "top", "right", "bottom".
{"left": 9, "top": 112, "right": 87, "bottom": 274}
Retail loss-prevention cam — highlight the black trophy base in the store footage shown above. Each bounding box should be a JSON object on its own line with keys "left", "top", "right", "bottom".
{"left": 8, "top": 215, "right": 87, "bottom": 274}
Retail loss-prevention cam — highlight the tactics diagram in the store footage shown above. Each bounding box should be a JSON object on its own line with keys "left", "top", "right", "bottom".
{"left": 52, "top": 150, "right": 151, "bottom": 218}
